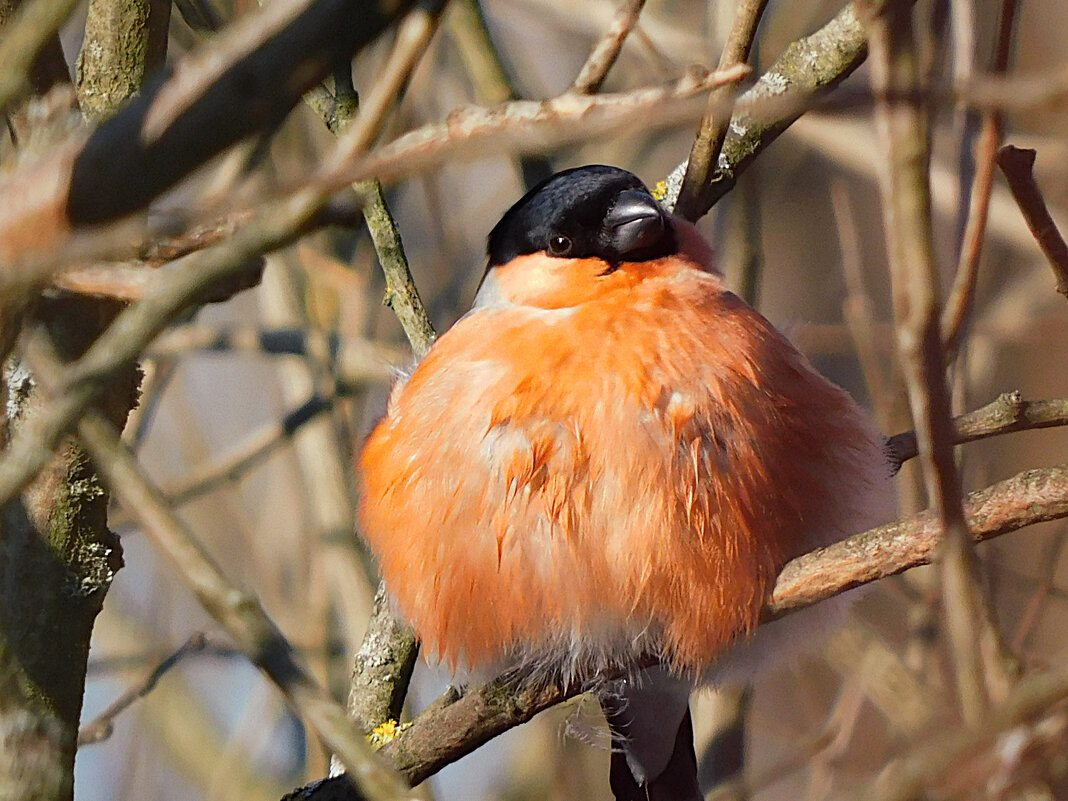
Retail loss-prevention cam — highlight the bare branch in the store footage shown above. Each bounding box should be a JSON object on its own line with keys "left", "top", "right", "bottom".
{"left": 0, "top": 188, "right": 337, "bottom": 511}
{"left": 66, "top": 0, "right": 415, "bottom": 225}
{"left": 163, "top": 393, "right": 336, "bottom": 505}
{"left": 996, "top": 145, "right": 1068, "bottom": 299}
{"left": 74, "top": 409, "right": 415, "bottom": 800}
{"left": 663, "top": 1, "right": 874, "bottom": 213}
{"left": 886, "top": 392, "right": 1068, "bottom": 468}
{"left": 76, "top": 0, "right": 170, "bottom": 121}
{"left": 940, "top": 115, "right": 1001, "bottom": 356}
{"left": 316, "top": 64, "right": 750, "bottom": 192}
{"left": 362, "top": 179, "right": 436, "bottom": 357}
{"left": 78, "top": 633, "right": 213, "bottom": 745}
{"left": 569, "top": 0, "right": 646, "bottom": 96}
{"left": 342, "top": 584, "right": 419, "bottom": 734}
{"left": 941, "top": 0, "right": 1020, "bottom": 357}
{"left": 333, "top": 2, "right": 444, "bottom": 155}
{"left": 674, "top": 0, "right": 767, "bottom": 221}
{"left": 861, "top": 0, "right": 1014, "bottom": 721}
{"left": 0, "top": 0, "right": 79, "bottom": 111}
{"left": 767, "top": 465, "right": 1068, "bottom": 618}
{"left": 147, "top": 325, "right": 403, "bottom": 381}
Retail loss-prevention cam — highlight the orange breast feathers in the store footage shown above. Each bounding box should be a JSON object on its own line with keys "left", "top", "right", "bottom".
{"left": 358, "top": 254, "right": 892, "bottom": 679}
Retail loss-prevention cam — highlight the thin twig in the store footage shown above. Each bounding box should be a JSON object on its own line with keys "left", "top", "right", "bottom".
{"left": 663, "top": 0, "right": 875, "bottom": 213}
{"left": 444, "top": 0, "right": 554, "bottom": 186}
{"left": 674, "top": 0, "right": 768, "bottom": 221}
{"left": 996, "top": 145, "right": 1068, "bottom": 299}
{"left": 78, "top": 633, "right": 213, "bottom": 745}
{"left": 885, "top": 392, "right": 1068, "bottom": 468}
{"left": 333, "top": 2, "right": 446, "bottom": 163}
{"left": 941, "top": 0, "right": 1020, "bottom": 357}
{"left": 570, "top": 0, "right": 646, "bottom": 95}
{"left": 73, "top": 409, "right": 416, "bottom": 801}
{"left": 1011, "top": 524, "right": 1068, "bottom": 652}
{"left": 0, "top": 187, "right": 341, "bottom": 510}
{"left": 940, "top": 114, "right": 1001, "bottom": 357}
{"left": 446, "top": 0, "right": 513, "bottom": 105}
{"left": 316, "top": 64, "right": 750, "bottom": 192}
{"left": 860, "top": 0, "right": 1014, "bottom": 721}
{"left": 162, "top": 393, "right": 337, "bottom": 506}
{"left": 361, "top": 180, "right": 436, "bottom": 357}
{"left": 147, "top": 325, "right": 402, "bottom": 381}
{"left": 830, "top": 180, "right": 892, "bottom": 425}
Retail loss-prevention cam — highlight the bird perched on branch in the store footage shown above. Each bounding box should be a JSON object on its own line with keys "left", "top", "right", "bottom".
{"left": 358, "top": 165, "right": 895, "bottom": 800}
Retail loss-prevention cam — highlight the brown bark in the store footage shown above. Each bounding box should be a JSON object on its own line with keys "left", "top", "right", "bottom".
{"left": 0, "top": 296, "right": 139, "bottom": 801}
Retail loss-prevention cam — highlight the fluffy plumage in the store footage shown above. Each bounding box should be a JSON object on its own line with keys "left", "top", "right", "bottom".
{"left": 357, "top": 165, "right": 894, "bottom": 798}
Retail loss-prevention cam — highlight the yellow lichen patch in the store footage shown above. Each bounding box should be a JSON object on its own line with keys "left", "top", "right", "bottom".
{"left": 651, "top": 180, "right": 668, "bottom": 202}
{"left": 369, "top": 719, "right": 411, "bottom": 749}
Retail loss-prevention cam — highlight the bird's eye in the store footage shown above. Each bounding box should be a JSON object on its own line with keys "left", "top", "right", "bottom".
{"left": 548, "top": 235, "right": 572, "bottom": 256}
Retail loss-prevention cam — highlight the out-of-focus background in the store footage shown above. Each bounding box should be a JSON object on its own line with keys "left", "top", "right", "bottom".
{"left": 47, "top": 0, "right": 1068, "bottom": 798}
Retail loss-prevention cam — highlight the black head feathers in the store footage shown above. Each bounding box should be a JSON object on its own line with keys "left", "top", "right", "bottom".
{"left": 486, "top": 165, "right": 678, "bottom": 269}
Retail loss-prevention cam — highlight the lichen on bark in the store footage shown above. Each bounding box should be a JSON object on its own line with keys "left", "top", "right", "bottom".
{"left": 0, "top": 296, "right": 140, "bottom": 801}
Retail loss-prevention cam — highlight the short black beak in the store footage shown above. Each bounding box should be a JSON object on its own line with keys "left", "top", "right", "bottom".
{"left": 604, "top": 189, "right": 668, "bottom": 257}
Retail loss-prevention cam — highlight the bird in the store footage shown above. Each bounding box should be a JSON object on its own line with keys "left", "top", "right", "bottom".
{"left": 358, "top": 165, "right": 895, "bottom": 800}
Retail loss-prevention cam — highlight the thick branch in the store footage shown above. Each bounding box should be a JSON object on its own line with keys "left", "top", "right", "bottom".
{"left": 766, "top": 465, "right": 1068, "bottom": 617}
{"left": 66, "top": 0, "right": 413, "bottom": 224}
{"left": 343, "top": 584, "right": 419, "bottom": 734}
{"left": 0, "top": 0, "right": 413, "bottom": 283}
{"left": 76, "top": 0, "right": 171, "bottom": 121}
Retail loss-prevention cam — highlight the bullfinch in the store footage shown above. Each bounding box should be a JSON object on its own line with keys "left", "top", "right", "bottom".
{"left": 358, "top": 165, "right": 895, "bottom": 800}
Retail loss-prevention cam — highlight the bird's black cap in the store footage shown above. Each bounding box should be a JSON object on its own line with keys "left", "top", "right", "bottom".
{"left": 486, "top": 165, "right": 677, "bottom": 269}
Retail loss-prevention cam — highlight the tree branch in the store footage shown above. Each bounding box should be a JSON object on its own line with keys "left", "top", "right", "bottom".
{"left": 939, "top": 0, "right": 1020, "bottom": 357}
{"left": 293, "top": 461, "right": 1068, "bottom": 800}
{"left": 664, "top": 0, "right": 875, "bottom": 213}
{"left": 78, "top": 633, "right": 214, "bottom": 745}
{"left": 862, "top": 0, "right": 1015, "bottom": 723}
{"left": 996, "top": 145, "right": 1068, "bottom": 299}
{"left": 74, "top": 408, "right": 415, "bottom": 801}
{"left": 886, "top": 392, "right": 1068, "bottom": 468}
{"left": 569, "top": 0, "right": 646, "bottom": 96}
{"left": 674, "top": 0, "right": 768, "bottom": 221}
{"left": 0, "top": 0, "right": 79, "bottom": 111}
{"left": 315, "top": 64, "right": 750, "bottom": 192}
{"left": 0, "top": 188, "right": 341, "bottom": 511}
